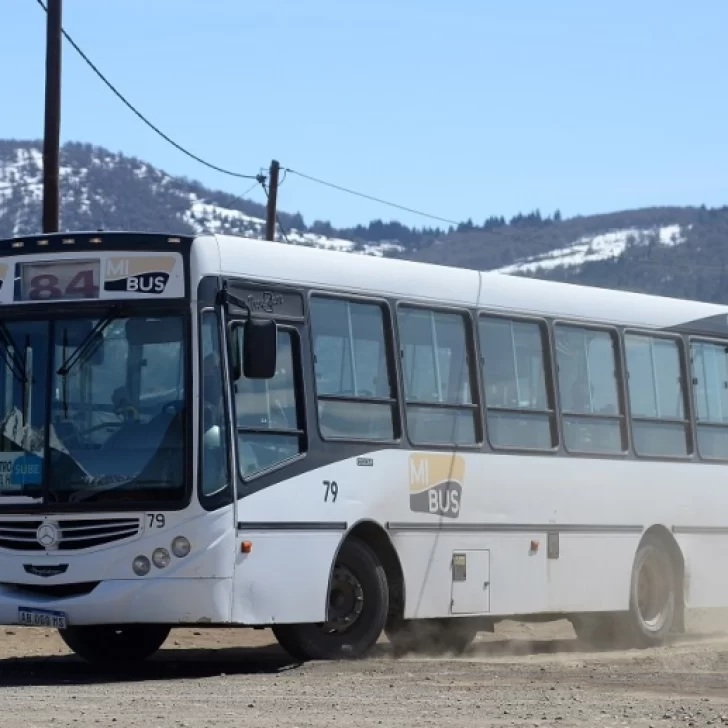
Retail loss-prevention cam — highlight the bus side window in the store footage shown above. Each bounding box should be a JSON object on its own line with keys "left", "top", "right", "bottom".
{"left": 397, "top": 306, "right": 479, "bottom": 446}
{"left": 690, "top": 339, "right": 728, "bottom": 459}
{"left": 625, "top": 333, "right": 689, "bottom": 458}
{"left": 231, "top": 325, "right": 305, "bottom": 479}
{"left": 554, "top": 324, "right": 625, "bottom": 454}
{"left": 310, "top": 296, "right": 398, "bottom": 442}
{"left": 200, "top": 311, "right": 229, "bottom": 497}
{"left": 479, "top": 316, "right": 556, "bottom": 450}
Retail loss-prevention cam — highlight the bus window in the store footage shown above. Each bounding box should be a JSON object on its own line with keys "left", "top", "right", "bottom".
{"left": 625, "top": 334, "right": 689, "bottom": 458}
{"left": 554, "top": 324, "right": 625, "bottom": 454}
{"left": 397, "top": 306, "right": 479, "bottom": 446}
{"left": 231, "top": 326, "right": 305, "bottom": 478}
{"left": 479, "top": 316, "right": 556, "bottom": 450}
{"left": 690, "top": 339, "right": 728, "bottom": 459}
{"left": 200, "top": 311, "right": 229, "bottom": 496}
{"left": 310, "top": 296, "right": 397, "bottom": 441}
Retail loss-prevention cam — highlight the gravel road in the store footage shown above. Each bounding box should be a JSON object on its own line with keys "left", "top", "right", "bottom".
{"left": 2, "top": 613, "right": 728, "bottom": 727}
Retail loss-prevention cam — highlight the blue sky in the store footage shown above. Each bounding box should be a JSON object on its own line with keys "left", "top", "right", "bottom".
{"left": 2, "top": 0, "right": 727, "bottom": 229}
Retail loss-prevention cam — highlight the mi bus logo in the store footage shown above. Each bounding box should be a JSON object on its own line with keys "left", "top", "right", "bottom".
{"left": 103, "top": 257, "right": 175, "bottom": 294}
{"left": 409, "top": 454, "right": 464, "bottom": 519}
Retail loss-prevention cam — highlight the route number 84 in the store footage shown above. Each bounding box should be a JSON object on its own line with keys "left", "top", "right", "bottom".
{"left": 28, "top": 270, "right": 98, "bottom": 300}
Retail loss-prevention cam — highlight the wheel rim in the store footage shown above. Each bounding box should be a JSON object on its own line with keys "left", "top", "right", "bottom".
{"left": 320, "top": 565, "right": 364, "bottom": 634}
{"left": 636, "top": 551, "right": 671, "bottom": 632}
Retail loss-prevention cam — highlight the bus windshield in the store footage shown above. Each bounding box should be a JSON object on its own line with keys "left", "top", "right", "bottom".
{"left": 0, "top": 312, "right": 187, "bottom": 507}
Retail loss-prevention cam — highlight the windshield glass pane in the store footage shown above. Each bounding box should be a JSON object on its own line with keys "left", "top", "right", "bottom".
{"left": 0, "top": 313, "right": 187, "bottom": 506}
{"left": 0, "top": 321, "right": 49, "bottom": 500}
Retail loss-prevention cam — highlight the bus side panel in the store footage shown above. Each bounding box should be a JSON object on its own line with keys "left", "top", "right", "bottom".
{"left": 394, "top": 531, "right": 637, "bottom": 620}
{"left": 676, "top": 534, "right": 728, "bottom": 608}
{"left": 544, "top": 533, "right": 638, "bottom": 613}
{"left": 231, "top": 531, "right": 342, "bottom": 624}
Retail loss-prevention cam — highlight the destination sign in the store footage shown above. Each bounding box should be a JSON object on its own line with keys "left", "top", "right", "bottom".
{"left": 19, "top": 260, "right": 101, "bottom": 301}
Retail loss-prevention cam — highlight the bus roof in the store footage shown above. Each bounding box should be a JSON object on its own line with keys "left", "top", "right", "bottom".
{"left": 207, "top": 233, "right": 728, "bottom": 332}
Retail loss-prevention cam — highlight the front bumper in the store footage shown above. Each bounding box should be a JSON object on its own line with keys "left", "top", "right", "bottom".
{"left": 0, "top": 576, "right": 233, "bottom": 626}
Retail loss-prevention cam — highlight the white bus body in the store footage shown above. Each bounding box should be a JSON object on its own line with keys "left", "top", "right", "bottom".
{"left": 0, "top": 230, "right": 727, "bottom": 663}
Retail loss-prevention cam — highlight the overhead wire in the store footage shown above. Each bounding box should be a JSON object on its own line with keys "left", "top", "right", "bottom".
{"left": 34, "top": 0, "right": 260, "bottom": 182}
{"left": 283, "top": 167, "right": 459, "bottom": 227}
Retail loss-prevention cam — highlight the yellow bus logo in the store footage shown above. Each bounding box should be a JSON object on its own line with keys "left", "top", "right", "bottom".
{"left": 409, "top": 454, "right": 464, "bottom": 519}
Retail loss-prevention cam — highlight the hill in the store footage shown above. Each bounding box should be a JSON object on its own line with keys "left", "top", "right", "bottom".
{"left": 2, "top": 138, "right": 727, "bottom": 303}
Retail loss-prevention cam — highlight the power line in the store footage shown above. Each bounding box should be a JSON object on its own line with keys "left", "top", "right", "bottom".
{"left": 284, "top": 167, "right": 459, "bottom": 226}
{"left": 34, "top": 0, "right": 259, "bottom": 182}
{"left": 240, "top": 179, "right": 263, "bottom": 199}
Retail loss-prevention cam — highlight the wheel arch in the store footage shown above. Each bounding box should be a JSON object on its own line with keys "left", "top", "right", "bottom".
{"left": 638, "top": 524, "right": 686, "bottom": 633}
{"left": 327, "top": 519, "right": 405, "bottom": 623}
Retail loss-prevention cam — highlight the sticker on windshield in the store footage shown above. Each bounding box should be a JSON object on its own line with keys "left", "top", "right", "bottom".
{"left": 11, "top": 453, "right": 43, "bottom": 488}
{"left": 0, "top": 453, "right": 23, "bottom": 491}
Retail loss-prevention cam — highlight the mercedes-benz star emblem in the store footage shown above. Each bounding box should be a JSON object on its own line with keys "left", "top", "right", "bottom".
{"left": 36, "top": 522, "right": 60, "bottom": 549}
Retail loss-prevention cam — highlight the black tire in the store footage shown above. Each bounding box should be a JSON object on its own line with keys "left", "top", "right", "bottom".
{"left": 623, "top": 534, "right": 677, "bottom": 648}
{"left": 59, "top": 624, "right": 171, "bottom": 666}
{"left": 272, "top": 538, "right": 389, "bottom": 661}
{"left": 386, "top": 617, "right": 477, "bottom": 656}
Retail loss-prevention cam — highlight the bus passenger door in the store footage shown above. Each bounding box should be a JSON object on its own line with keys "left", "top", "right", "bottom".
{"left": 199, "top": 309, "right": 239, "bottom": 585}
{"left": 223, "top": 285, "right": 313, "bottom": 623}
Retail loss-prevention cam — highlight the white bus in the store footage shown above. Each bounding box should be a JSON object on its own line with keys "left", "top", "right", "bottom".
{"left": 0, "top": 229, "right": 726, "bottom": 665}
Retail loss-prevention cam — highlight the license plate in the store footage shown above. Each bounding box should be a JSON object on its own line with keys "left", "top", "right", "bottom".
{"left": 17, "top": 607, "right": 67, "bottom": 629}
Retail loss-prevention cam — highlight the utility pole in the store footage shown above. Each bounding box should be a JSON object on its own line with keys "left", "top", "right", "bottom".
{"left": 42, "top": 0, "right": 63, "bottom": 233}
{"left": 265, "top": 159, "right": 280, "bottom": 241}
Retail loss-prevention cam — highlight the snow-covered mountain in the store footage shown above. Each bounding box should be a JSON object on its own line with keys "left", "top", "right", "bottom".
{"left": 0, "top": 141, "right": 403, "bottom": 258}
{"left": 494, "top": 224, "right": 688, "bottom": 275}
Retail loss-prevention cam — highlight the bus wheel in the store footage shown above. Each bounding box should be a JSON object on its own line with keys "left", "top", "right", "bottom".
{"left": 386, "top": 618, "right": 476, "bottom": 656}
{"left": 624, "top": 535, "right": 677, "bottom": 648}
{"left": 272, "top": 538, "right": 389, "bottom": 661}
{"left": 59, "top": 624, "right": 171, "bottom": 665}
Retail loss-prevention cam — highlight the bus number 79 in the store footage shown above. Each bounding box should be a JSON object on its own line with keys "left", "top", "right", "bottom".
{"left": 323, "top": 481, "right": 338, "bottom": 503}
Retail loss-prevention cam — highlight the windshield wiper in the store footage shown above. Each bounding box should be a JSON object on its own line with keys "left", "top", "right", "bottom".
{"left": 56, "top": 306, "right": 119, "bottom": 377}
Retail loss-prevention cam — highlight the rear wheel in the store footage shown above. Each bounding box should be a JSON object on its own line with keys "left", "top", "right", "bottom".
{"left": 571, "top": 535, "right": 678, "bottom": 650}
{"left": 272, "top": 538, "right": 389, "bottom": 661}
{"left": 59, "top": 624, "right": 171, "bottom": 665}
{"left": 624, "top": 534, "right": 677, "bottom": 647}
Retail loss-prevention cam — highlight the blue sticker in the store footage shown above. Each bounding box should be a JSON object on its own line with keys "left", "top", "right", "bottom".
{"left": 11, "top": 454, "right": 43, "bottom": 486}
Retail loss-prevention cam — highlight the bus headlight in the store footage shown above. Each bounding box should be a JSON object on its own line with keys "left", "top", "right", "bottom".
{"left": 152, "top": 548, "right": 171, "bottom": 569}
{"left": 171, "top": 536, "right": 191, "bottom": 558}
{"left": 132, "top": 555, "right": 151, "bottom": 576}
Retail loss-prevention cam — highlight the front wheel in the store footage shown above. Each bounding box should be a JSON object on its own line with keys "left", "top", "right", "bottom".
{"left": 59, "top": 624, "right": 171, "bottom": 665}
{"left": 272, "top": 538, "right": 389, "bottom": 661}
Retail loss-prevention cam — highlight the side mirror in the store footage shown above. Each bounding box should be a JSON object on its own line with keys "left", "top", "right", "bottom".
{"left": 244, "top": 318, "right": 277, "bottom": 379}
{"left": 230, "top": 319, "right": 277, "bottom": 380}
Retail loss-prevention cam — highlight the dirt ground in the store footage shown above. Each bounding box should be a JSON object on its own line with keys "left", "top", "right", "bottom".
{"left": 2, "top": 612, "right": 728, "bottom": 727}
